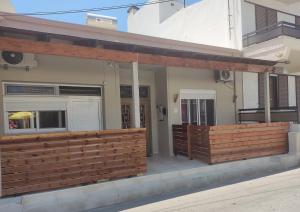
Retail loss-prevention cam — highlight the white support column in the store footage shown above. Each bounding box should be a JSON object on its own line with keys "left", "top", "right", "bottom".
{"left": 264, "top": 72, "right": 271, "bottom": 123}
{"left": 132, "top": 61, "right": 140, "bottom": 128}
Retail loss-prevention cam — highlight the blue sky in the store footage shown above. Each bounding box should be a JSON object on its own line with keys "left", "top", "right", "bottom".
{"left": 11, "top": 0, "right": 200, "bottom": 31}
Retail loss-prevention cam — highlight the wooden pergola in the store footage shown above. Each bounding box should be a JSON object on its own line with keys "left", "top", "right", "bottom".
{"left": 0, "top": 15, "right": 277, "bottom": 125}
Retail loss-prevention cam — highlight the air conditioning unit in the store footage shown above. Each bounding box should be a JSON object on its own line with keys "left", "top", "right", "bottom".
{"left": 0, "top": 51, "right": 37, "bottom": 69}
{"left": 214, "top": 70, "right": 233, "bottom": 82}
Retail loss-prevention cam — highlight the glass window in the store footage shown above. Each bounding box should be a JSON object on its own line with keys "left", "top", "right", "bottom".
{"left": 7, "top": 110, "right": 66, "bottom": 132}
{"left": 206, "top": 100, "right": 215, "bottom": 126}
{"left": 189, "top": 100, "right": 198, "bottom": 125}
{"left": 181, "top": 99, "right": 215, "bottom": 126}
{"left": 120, "top": 86, "right": 132, "bottom": 98}
{"left": 200, "top": 100, "right": 207, "bottom": 125}
{"left": 39, "top": 111, "right": 66, "bottom": 129}
{"left": 139, "top": 86, "right": 150, "bottom": 98}
{"left": 8, "top": 111, "right": 36, "bottom": 130}
{"left": 6, "top": 84, "right": 55, "bottom": 95}
{"left": 59, "top": 86, "right": 101, "bottom": 96}
{"left": 120, "top": 86, "right": 150, "bottom": 98}
{"left": 181, "top": 99, "right": 189, "bottom": 124}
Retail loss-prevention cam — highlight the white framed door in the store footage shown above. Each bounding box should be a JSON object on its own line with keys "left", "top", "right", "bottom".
{"left": 68, "top": 97, "right": 102, "bottom": 131}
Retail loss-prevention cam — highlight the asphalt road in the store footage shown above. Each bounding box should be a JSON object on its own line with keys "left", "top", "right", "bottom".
{"left": 88, "top": 167, "right": 300, "bottom": 212}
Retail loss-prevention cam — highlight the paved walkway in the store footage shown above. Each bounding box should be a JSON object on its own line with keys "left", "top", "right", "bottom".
{"left": 89, "top": 167, "right": 300, "bottom": 212}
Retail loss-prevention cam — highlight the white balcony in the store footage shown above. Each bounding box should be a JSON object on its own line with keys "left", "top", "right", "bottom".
{"left": 243, "top": 22, "right": 300, "bottom": 73}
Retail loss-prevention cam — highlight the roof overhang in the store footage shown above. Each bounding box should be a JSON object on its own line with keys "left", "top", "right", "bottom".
{"left": 0, "top": 13, "right": 277, "bottom": 73}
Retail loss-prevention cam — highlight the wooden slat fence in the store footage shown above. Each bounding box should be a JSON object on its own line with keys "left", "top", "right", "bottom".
{"left": 172, "top": 124, "right": 188, "bottom": 156}
{"left": 207, "top": 122, "right": 289, "bottom": 164}
{"left": 173, "top": 122, "right": 289, "bottom": 164}
{"left": 188, "top": 125, "right": 210, "bottom": 163}
{"left": 0, "top": 128, "right": 147, "bottom": 197}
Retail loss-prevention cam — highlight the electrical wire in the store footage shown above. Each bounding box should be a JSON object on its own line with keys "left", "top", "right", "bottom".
{"left": 1, "top": 0, "right": 176, "bottom": 16}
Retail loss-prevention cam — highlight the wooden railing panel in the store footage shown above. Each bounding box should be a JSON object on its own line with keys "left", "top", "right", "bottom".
{"left": 172, "top": 124, "right": 188, "bottom": 156}
{"left": 189, "top": 125, "right": 210, "bottom": 163}
{"left": 173, "top": 122, "right": 289, "bottom": 165}
{"left": 0, "top": 129, "right": 147, "bottom": 196}
{"left": 209, "top": 122, "right": 289, "bottom": 164}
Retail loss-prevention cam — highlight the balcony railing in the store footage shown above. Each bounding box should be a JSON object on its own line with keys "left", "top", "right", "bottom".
{"left": 239, "top": 106, "right": 298, "bottom": 123}
{"left": 243, "top": 21, "right": 300, "bottom": 47}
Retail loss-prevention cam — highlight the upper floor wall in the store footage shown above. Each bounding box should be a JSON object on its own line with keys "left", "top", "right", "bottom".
{"left": 128, "top": 0, "right": 184, "bottom": 37}
{"left": 128, "top": 0, "right": 243, "bottom": 50}
{"left": 242, "top": 0, "right": 300, "bottom": 36}
{"left": 247, "top": 0, "right": 300, "bottom": 17}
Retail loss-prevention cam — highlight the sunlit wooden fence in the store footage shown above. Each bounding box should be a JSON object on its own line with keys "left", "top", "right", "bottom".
{"left": 0, "top": 128, "right": 147, "bottom": 196}
{"left": 173, "top": 122, "right": 289, "bottom": 164}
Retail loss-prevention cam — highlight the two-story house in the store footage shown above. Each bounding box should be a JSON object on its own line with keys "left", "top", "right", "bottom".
{"left": 128, "top": 0, "right": 300, "bottom": 122}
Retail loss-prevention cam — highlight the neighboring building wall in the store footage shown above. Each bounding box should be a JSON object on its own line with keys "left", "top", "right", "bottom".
{"left": 128, "top": 3, "right": 160, "bottom": 37}
{"left": 128, "top": 0, "right": 243, "bottom": 50}
{"left": 241, "top": 0, "right": 256, "bottom": 35}
{"left": 86, "top": 13, "right": 118, "bottom": 31}
{"left": 0, "top": 0, "right": 15, "bottom": 13}
{"left": 241, "top": 0, "right": 300, "bottom": 109}
{"left": 245, "top": 0, "right": 300, "bottom": 17}
{"left": 0, "top": 54, "right": 122, "bottom": 134}
{"left": 241, "top": 0, "right": 300, "bottom": 35}
{"left": 159, "top": 0, "right": 184, "bottom": 23}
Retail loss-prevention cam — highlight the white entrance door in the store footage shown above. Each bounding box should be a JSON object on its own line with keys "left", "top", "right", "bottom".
{"left": 69, "top": 98, "right": 102, "bottom": 131}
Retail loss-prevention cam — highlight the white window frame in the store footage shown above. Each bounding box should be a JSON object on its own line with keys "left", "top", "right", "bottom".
{"left": 180, "top": 89, "right": 217, "bottom": 125}
{"left": 3, "top": 82, "right": 103, "bottom": 134}
{"left": 6, "top": 110, "right": 68, "bottom": 134}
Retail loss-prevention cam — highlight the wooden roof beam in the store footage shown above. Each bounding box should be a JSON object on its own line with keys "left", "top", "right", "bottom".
{"left": 0, "top": 36, "right": 273, "bottom": 73}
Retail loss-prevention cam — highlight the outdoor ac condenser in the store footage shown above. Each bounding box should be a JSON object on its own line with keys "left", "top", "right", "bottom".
{"left": 0, "top": 51, "right": 38, "bottom": 70}
{"left": 214, "top": 70, "right": 234, "bottom": 82}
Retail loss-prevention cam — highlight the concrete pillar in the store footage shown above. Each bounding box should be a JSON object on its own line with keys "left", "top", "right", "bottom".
{"left": 132, "top": 62, "right": 140, "bottom": 128}
{"left": 295, "top": 76, "right": 300, "bottom": 124}
{"left": 264, "top": 72, "right": 271, "bottom": 123}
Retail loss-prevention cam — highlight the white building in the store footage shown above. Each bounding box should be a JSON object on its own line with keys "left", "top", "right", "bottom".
{"left": 0, "top": 0, "right": 15, "bottom": 13}
{"left": 128, "top": 0, "right": 300, "bottom": 110}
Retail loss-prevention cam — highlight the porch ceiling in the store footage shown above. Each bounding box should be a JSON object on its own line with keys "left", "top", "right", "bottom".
{"left": 0, "top": 36, "right": 275, "bottom": 73}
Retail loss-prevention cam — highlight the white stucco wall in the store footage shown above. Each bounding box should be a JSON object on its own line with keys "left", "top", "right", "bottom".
{"left": 278, "top": 12, "right": 295, "bottom": 24}
{"left": 158, "top": 0, "right": 184, "bottom": 23}
{"left": 0, "top": 0, "right": 15, "bottom": 13}
{"left": 0, "top": 55, "right": 123, "bottom": 134}
{"left": 128, "top": 3, "right": 160, "bottom": 37}
{"left": 241, "top": 0, "right": 300, "bottom": 36}
{"left": 166, "top": 68, "right": 244, "bottom": 156}
{"left": 242, "top": 72, "right": 259, "bottom": 109}
{"left": 246, "top": 0, "right": 300, "bottom": 17}
{"left": 288, "top": 75, "right": 296, "bottom": 107}
{"left": 128, "top": 0, "right": 243, "bottom": 50}
{"left": 241, "top": 1, "right": 256, "bottom": 35}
